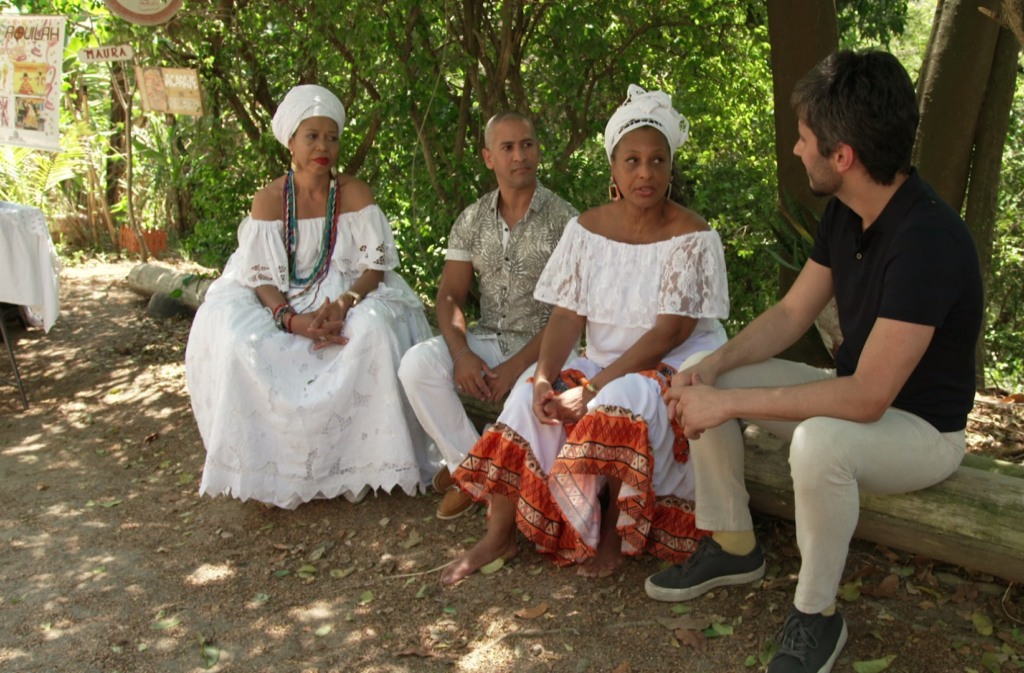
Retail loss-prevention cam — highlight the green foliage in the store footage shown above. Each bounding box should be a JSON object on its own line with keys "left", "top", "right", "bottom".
{"left": 983, "top": 74, "right": 1024, "bottom": 391}
{"left": 0, "top": 132, "right": 84, "bottom": 213}
{"left": 1, "top": 0, "right": 1020, "bottom": 385}
{"left": 836, "top": 0, "right": 909, "bottom": 48}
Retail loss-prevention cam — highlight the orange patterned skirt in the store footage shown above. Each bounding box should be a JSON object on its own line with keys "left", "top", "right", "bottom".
{"left": 453, "top": 365, "right": 708, "bottom": 566}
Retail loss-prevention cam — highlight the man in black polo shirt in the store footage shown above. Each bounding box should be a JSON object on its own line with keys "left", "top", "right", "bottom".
{"left": 647, "top": 50, "right": 984, "bottom": 673}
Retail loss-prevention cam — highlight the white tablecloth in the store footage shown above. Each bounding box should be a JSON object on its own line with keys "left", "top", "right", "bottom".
{"left": 0, "top": 202, "right": 61, "bottom": 333}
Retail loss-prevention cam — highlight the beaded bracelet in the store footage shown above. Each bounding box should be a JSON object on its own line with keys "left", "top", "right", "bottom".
{"left": 274, "top": 308, "right": 293, "bottom": 332}
{"left": 284, "top": 311, "right": 295, "bottom": 334}
{"left": 270, "top": 303, "right": 291, "bottom": 331}
{"left": 579, "top": 376, "right": 600, "bottom": 394}
{"left": 271, "top": 302, "right": 289, "bottom": 320}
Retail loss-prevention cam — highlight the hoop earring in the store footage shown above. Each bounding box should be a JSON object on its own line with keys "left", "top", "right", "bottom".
{"left": 608, "top": 181, "right": 621, "bottom": 202}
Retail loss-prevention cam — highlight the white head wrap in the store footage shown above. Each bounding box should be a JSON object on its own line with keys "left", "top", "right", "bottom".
{"left": 271, "top": 84, "right": 346, "bottom": 147}
{"left": 604, "top": 84, "right": 689, "bottom": 163}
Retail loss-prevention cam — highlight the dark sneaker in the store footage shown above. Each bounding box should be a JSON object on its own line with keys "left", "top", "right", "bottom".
{"left": 768, "top": 605, "right": 848, "bottom": 673}
{"left": 644, "top": 536, "right": 765, "bottom": 602}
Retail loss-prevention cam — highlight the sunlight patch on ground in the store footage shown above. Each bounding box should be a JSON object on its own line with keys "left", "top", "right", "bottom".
{"left": 9, "top": 531, "right": 52, "bottom": 553}
{"left": 3, "top": 439, "right": 47, "bottom": 458}
{"left": 0, "top": 649, "right": 31, "bottom": 668}
{"left": 185, "top": 562, "right": 235, "bottom": 585}
{"left": 41, "top": 502, "right": 87, "bottom": 519}
{"left": 288, "top": 599, "right": 340, "bottom": 623}
{"left": 455, "top": 640, "right": 519, "bottom": 672}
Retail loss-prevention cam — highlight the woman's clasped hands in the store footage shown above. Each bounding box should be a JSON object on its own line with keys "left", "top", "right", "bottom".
{"left": 531, "top": 379, "right": 592, "bottom": 426}
{"left": 298, "top": 297, "right": 350, "bottom": 350}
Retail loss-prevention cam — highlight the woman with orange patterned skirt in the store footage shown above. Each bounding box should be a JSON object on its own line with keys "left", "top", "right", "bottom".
{"left": 441, "top": 85, "right": 729, "bottom": 584}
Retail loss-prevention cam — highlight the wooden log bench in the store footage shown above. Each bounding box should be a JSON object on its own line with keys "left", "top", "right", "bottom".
{"left": 742, "top": 425, "right": 1024, "bottom": 583}
{"left": 128, "top": 262, "right": 1024, "bottom": 584}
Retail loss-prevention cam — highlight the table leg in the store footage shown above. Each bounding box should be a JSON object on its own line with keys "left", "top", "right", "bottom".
{"left": 0, "top": 315, "right": 29, "bottom": 410}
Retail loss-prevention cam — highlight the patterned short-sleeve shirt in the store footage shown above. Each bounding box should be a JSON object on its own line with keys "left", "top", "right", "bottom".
{"left": 445, "top": 182, "right": 577, "bottom": 356}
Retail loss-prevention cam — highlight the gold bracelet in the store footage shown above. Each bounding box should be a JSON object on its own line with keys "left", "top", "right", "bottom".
{"left": 343, "top": 290, "right": 362, "bottom": 305}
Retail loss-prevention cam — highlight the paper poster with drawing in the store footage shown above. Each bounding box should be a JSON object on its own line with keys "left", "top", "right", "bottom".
{"left": 136, "top": 66, "right": 204, "bottom": 117}
{"left": 0, "top": 15, "right": 65, "bottom": 151}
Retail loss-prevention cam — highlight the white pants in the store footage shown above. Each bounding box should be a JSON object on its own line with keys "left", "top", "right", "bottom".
{"left": 684, "top": 353, "right": 966, "bottom": 614}
{"left": 398, "top": 334, "right": 536, "bottom": 469}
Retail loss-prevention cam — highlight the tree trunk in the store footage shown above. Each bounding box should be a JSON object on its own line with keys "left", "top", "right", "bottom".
{"left": 916, "top": 1, "right": 1018, "bottom": 389}
{"left": 106, "top": 63, "right": 128, "bottom": 237}
{"left": 126, "top": 262, "right": 214, "bottom": 309}
{"left": 767, "top": 0, "right": 837, "bottom": 235}
{"left": 766, "top": 0, "right": 838, "bottom": 367}
{"left": 964, "top": 27, "right": 1020, "bottom": 386}
{"left": 913, "top": 0, "right": 1002, "bottom": 213}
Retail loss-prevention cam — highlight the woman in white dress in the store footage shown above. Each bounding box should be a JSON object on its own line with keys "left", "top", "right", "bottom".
{"left": 443, "top": 85, "right": 729, "bottom": 584}
{"left": 186, "top": 85, "right": 433, "bottom": 509}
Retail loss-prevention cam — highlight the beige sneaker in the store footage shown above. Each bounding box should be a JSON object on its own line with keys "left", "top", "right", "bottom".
{"left": 436, "top": 488, "right": 474, "bottom": 520}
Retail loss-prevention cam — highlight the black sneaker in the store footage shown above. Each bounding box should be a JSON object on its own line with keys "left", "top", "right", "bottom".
{"left": 768, "top": 605, "right": 848, "bottom": 673}
{"left": 644, "top": 535, "right": 765, "bottom": 602}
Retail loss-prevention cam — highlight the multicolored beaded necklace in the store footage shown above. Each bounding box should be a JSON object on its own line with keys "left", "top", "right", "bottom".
{"left": 283, "top": 169, "right": 338, "bottom": 300}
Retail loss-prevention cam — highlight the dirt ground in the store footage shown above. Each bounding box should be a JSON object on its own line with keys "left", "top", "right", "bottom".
{"left": 1, "top": 258, "right": 1022, "bottom": 673}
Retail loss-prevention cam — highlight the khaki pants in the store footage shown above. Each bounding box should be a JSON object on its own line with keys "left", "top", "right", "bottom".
{"left": 683, "top": 353, "right": 965, "bottom": 614}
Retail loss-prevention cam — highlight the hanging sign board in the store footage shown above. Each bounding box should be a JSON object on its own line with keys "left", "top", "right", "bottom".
{"left": 78, "top": 44, "right": 134, "bottom": 63}
{"left": 0, "top": 14, "right": 65, "bottom": 151}
{"left": 136, "top": 66, "right": 203, "bottom": 117}
{"left": 104, "top": 0, "right": 183, "bottom": 26}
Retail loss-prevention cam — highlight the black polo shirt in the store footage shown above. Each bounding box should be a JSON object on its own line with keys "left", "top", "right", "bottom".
{"left": 809, "top": 169, "right": 983, "bottom": 432}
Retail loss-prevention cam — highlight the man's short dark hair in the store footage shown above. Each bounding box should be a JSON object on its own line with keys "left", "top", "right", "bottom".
{"left": 791, "top": 50, "right": 918, "bottom": 185}
{"left": 484, "top": 111, "right": 536, "bottom": 149}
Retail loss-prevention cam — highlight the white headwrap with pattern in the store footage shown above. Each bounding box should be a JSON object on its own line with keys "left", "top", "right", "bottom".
{"left": 271, "top": 84, "right": 346, "bottom": 147}
{"left": 604, "top": 84, "right": 689, "bottom": 162}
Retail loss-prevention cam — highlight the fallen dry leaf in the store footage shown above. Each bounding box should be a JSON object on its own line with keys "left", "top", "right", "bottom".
{"left": 611, "top": 663, "right": 632, "bottom": 673}
{"left": 952, "top": 583, "right": 978, "bottom": 604}
{"left": 515, "top": 602, "right": 549, "bottom": 620}
{"left": 479, "top": 557, "right": 504, "bottom": 575}
{"left": 878, "top": 546, "right": 900, "bottom": 563}
{"left": 673, "top": 628, "right": 708, "bottom": 651}
{"left": 400, "top": 530, "right": 423, "bottom": 550}
{"left": 397, "top": 646, "right": 436, "bottom": 658}
{"left": 762, "top": 574, "right": 798, "bottom": 591}
{"left": 862, "top": 574, "right": 899, "bottom": 598}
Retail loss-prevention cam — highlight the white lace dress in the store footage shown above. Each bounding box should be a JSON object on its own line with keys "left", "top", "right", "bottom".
{"left": 535, "top": 217, "right": 729, "bottom": 373}
{"left": 186, "top": 205, "right": 435, "bottom": 509}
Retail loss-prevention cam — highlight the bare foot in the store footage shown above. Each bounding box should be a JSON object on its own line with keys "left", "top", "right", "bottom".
{"left": 577, "top": 514, "right": 623, "bottom": 578}
{"left": 576, "top": 541, "right": 623, "bottom": 578}
{"left": 440, "top": 532, "right": 518, "bottom": 585}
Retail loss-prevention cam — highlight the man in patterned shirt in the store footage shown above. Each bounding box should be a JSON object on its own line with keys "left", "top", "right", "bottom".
{"left": 399, "top": 111, "right": 578, "bottom": 519}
